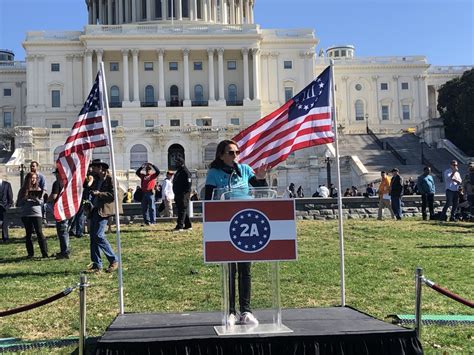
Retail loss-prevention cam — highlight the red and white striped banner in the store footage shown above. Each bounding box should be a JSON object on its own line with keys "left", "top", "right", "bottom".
{"left": 203, "top": 200, "right": 297, "bottom": 263}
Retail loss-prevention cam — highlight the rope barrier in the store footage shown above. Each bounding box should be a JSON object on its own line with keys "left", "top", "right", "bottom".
{"left": 422, "top": 277, "right": 474, "bottom": 308}
{"left": 0, "top": 286, "right": 76, "bottom": 317}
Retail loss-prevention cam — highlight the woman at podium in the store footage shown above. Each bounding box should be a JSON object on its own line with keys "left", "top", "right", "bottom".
{"left": 204, "top": 139, "right": 268, "bottom": 326}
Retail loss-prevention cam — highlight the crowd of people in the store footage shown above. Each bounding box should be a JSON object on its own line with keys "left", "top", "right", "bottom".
{"left": 284, "top": 159, "right": 474, "bottom": 222}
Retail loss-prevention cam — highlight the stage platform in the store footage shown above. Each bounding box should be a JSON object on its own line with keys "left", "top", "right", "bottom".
{"left": 95, "top": 307, "right": 422, "bottom": 354}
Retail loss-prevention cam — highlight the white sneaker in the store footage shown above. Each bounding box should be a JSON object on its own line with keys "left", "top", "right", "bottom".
{"left": 227, "top": 313, "right": 238, "bottom": 326}
{"left": 240, "top": 312, "right": 259, "bottom": 325}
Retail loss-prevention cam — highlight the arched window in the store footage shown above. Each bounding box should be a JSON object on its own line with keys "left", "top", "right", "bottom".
{"left": 110, "top": 86, "right": 120, "bottom": 107}
{"left": 92, "top": 147, "right": 110, "bottom": 166}
{"left": 170, "top": 85, "right": 179, "bottom": 106}
{"left": 130, "top": 144, "right": 148, "bottom": 170}
{"left": 168, "top": 144, "right": 185, "bottom": 170}
{"left": 228, "top": 84, "right": 237, "bottom": 102}
{"left": 355, "top": 100, "right": 364, "bottom": 121}
{"left": 194, "top": 84, "right": 203, "bottom": 102}
{"left": 145, "top": 85, "right": 155, "bottom": 105}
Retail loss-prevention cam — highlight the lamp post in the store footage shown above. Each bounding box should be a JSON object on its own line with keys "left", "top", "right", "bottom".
{"left": 325, "top": 156, "right": 332, "bottom": 187}
{"left": 19, "top": 163, "right": 26, "bottom": 187}
{"left": 365, "top": 113, "right": 369, "bottom": 132}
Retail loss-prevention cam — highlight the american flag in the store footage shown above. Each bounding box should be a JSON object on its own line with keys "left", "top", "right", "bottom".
{"left": 233, "top": 66, "right": 334, "bottom": 169}
{"left": 53, "top": 71, "right": 109, "bottom": 221}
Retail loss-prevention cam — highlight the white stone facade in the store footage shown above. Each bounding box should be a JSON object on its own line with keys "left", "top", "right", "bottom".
{"left": 0, "top": 1, "right": 471, "bottom": 196}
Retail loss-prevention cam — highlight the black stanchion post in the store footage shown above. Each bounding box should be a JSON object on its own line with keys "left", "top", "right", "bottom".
{"left": 79, "top": 273, "right": 89, "bottom": 355}
{"left": 415, "top": 268, "right": 423, "bottom": 339}
{"left": 19, "top": 163, "right": 25, "bottom": 187}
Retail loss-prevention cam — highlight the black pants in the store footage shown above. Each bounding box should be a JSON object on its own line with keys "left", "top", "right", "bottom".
{"left": 22, "top": 216, "right": 48, "bottom": 257}
{"left": 421, "top": 193, "right": 435, "bottom": 219}
{"left": 229, "top": 262, "right": 252, "bottom": 314}
{"left": 174, "top": 192, "right": 192, "bottom": 229}
{"left": 0, "top": 206, "right": 9, "bottom": 241}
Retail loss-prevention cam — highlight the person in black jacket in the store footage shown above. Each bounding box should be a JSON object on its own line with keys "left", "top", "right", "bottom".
{"left": 172, "top": 157, "right": 192, "bottom": 231}
{"left": 389, "top": 168, "right": 403, "bottom": 220}
{"left": 0, "top": 178, "right": 14, "bottom": 242}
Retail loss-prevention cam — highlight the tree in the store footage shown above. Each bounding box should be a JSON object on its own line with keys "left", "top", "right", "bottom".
{"left": 437, "top": 69, "right": 474, "bottom": 156}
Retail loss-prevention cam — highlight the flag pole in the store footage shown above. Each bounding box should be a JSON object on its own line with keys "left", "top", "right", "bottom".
{"left": 330, "top": 59, "right": 346, "bottom": 306}
{"left": 99, "top": 62, "right": 125, "bottom": 314}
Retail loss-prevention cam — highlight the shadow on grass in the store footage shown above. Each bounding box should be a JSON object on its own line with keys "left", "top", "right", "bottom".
{"left": 416, "top": 244, "right": 474, "bottom": 249}
{"left": 0, "top": 270, "right": 79, "bottom": 278}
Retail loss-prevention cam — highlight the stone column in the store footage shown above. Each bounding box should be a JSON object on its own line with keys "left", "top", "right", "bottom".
{"left": 238, "top": 0, "right": 243, "bottom": 24}
{"left": 132, "top": 0, "right": 137, "bottom": 21}
{"left": 73, "top": 54, "right": 83, "bottom": 106}
{"left": 161, "top": 0, "right": 167, "bottom": 19}
{"left": 220, "top": 0, "right": 226, "bottom": 23}
{"left": 183, "top": 49, "right": 191, "bottom": 106}
{"left": 26, "top": 55, "right": 35, "bottom": 106}
{"left": 66, "top": 55, "right": 74, "bottom": 107}
{"left": 217, "top": 48, "right": 225, "bottom": 102}
{"left": 107, "top": 0, "right": 113, "bottom": 24}
{"left": 37, "top": 55, "right": 45, "bottom": 107}
{"left": 118, "top": 0, "right": 124, "bottom": 23}
{"left": 88, "top": 0, "right": 94, "bottom": 24}
{"left": 132, "top": 49, "right": 140, "bottom": 103}
{"left": 242, "top": 48, "right": 250, "bottom": 102}
{"left": 98, "top": 0, "right": 104, "bottom": 23}
{"left": 158, "top": 49, "right": 166, "bottom": 106}
{"left": 251, "top": 48, "right": 260, "bottom": 101}
{"left": 177, "top": 0, "right": 183, "bottom": 20}
{"left": 341, "top": 76, "right": 350, "bottom": 124}
{"left": 213, "top": 0, "right": 217, "bottom": 22}
{"left": 124, "top": 0, "right": 130, "bottom": 22}
{"left": 96, "top": 49, "right": 103, "bottom": 74}
{"left": 393, "top": 75, "right": 400, "bottom": 121}
{"left": 194, "top": 0, "right": 198, "bottom": 19}
{"left": 146, "top": 0, "right": 152, "bottom": 20}
{"left": 269, "top": 52, "right": 279, "bottom": 104}
{"left": 207, "top": 48, "right": 215, "bottom": 102}
{"left": 122, "top": 49, "right": 130, "bottom": 102}
{"left": 229, "top": 0, "right": 235, "bottom": 24}
{"left": 203, "top": 0, "right": 208, "bottom": 21}
{"left": 84, "top": 50, "right": 93, "bottom": 98}
{"left": 245, "top": 0, "right": 250, "bottom": 24}
{"left": 260, "top": 52, "right": 268, "bottom": 103}
{"left": 372, "top": 75, "right": 379, "bottom": 124}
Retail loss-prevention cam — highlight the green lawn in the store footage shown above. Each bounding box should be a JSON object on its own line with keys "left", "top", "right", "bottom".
{"left": 0, "top": 219, "right": 473, "bottom": 354}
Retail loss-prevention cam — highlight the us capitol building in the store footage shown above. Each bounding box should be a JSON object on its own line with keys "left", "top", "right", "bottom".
{"left": 0, "top": 0, "right": 471, "bottom": 195}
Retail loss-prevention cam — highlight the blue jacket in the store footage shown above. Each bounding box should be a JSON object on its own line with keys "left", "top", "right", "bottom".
{"left": 417, "top": 174, "right": 435, "bottom": 194}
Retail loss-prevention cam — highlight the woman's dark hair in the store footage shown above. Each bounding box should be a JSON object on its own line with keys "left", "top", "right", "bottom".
{"left": 209, "top": 139, "right": 239, "bottom": 169}
{"left": 19, "top": 172, "right": 38, "bottom": 200}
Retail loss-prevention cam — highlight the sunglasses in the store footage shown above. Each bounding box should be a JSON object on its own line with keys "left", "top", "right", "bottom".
{"left": 227, "top": 150, "right": 240, "bottom": 156}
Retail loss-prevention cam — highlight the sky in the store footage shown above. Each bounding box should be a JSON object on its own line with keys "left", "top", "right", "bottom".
{"left": 0, "top": 0, "right": 472, "bottom": 66}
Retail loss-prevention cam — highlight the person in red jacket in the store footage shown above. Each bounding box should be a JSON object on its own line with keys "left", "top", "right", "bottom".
{"left": 136, "top": 162, "right": 160, "bottom": 225}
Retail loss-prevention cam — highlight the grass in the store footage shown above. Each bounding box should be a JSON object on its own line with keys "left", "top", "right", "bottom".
{"left": 0, "top": 219, "right": 473, "bottom": 354}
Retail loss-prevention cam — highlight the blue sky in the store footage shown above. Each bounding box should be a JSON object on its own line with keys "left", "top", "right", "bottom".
{"left": 0, "top": 0, "right": 472, "bottom": 65}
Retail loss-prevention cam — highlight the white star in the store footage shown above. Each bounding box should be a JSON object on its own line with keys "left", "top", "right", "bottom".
{"left": 319, "top": 83, "right": 324, "bottom": 88}
{"left": 260, "top": 220, "right": 265, "bottom": 224}
{"left": 234, "top": 221, "right": 238, "bottom": 224}
{"left": 310, "top": 103, "right": 314, "bottom": 107}
{"left": 252, "top": 245, "right": 256, "bottom": 249}
{"left": 245, "top": 245, "right": 249, "bottom": 249}
{"left": 259, "top": 241, "right": 263, "bottom": 245}
{"left": 304, "top": 105, "right": 309, "bottom": 110}
{"left": 263, "top": 235, "right": 267, "bottom": 239}
{"left": 247, "top": 213, "right": 251, "bottom": 217}
{"left": 298, "top": 105, "right": 303, "bottom": 109}
{"left": 232, "top": 228, "right": 236, "bottom": 231}
{"left": 240, "top": 216, "right": 244, "bottom": 219}
{"left": 238, "top": 241, "right": 241, "bottom": 245}
{"left": 255, "top": 215, "right": 259, "bottom": 219}
{"left": 264, "top": 227, "right": 268, "bottom": 231}
{"left": 319, "top": 90, "right": 322, "bottom": 95}
{"left": 233, "top": 236, "right": 237, "bottom": 239}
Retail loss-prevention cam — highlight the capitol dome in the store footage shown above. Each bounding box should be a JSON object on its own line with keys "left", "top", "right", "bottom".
{"left": 86, "top": 0, "right": 255, "bottom": 25}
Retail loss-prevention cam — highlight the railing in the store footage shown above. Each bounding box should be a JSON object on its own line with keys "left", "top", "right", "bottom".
{"left": 140, "top": 101, "right": 158, "bottom": 107}
{"left": 109, "top": 102, "right": 122, "bottom": 108}
{"left": 191, "top": 100, "right": 208, "bottom": 107}
{"left": 422, "top": 155, "right": 443, "bottom": 182}
{"left": 385, "top": 141, "right": 407, "bottom": 165}
{"left": 166, "top": 100, "right": 183, "bottom": 107}
{"left": 226, "top": 100, "right": 243, "bottom": 106}
{"left": 366, "top": 127, "right": 384, "bottom": 149}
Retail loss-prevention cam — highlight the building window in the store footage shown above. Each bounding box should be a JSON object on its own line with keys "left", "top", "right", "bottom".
{"left": 401, "top": 82, "right": 409, "bottom": 90}
{"left": 204, "top": 143, "right": 217, "bottom": 166}
{"left": 145, "top": 119, "right": 154, "bottom": 127}
{"left": 194, "top": 84, "right": 204, "bottom": 102}
{"left": 155, "top": 0, "right": 162, "bottom": 17}
{"left": 110, "top": 62, "right": 119, "bottom": 71}
{"left": 3, "top": 88, "right": 11, "bottom": 96}
{"left": 355, "top": 84, "right": 362, "bottom": 91}
{"left": 52, "top": 90, "right": 61, "bottom": 107}
{"left": 111, "top": 120, "right": 119, "bottom": 127}
{"left": 170, "top": 119, "right": 180, "bottom": 126}
{"left": 181, "top": 0, "right": 189, "bottom": 17}
{"left": 51, "top": 123, "right": 61, "bottom": 129}
{"left": 144, "top": 62, "right": 154, "bottom": 71}
{"left": 110, "top": 86, "right": 120, "bottom": 106}
{"left": 170, "top": 85, "right": 179, "bottom": 105}
{"left": 51, "top": 63, "right": 60, "bottom": 72}
{"left": 168, "top": 143, "right": 185, "bottom": 170}
{"left": 341, "top": 50, "right": 346, "bottom": 57}
{"left": 142, "top": 0, "right": 147, "bottom": 19}
{"left": 402, "top": 105, "right": 410, "bottom": 120}
{"left": 355, "top": 100, "right": 364, "bottom": 120}
{"left": 194, "top": 61, "right": 203, "bottom": 70}
{"left": 145, "top": 85, "right": 155, "bottom": 104}
{"left": 381, "top": 105, "right": 389, "bottom": 120}
{"left": 380, "top": 83, "right": 388, "bottom": 90}
{"left": 227, "top": 61, "right": 236, "bottom": 70}
{"left": 196, "top": 118, "right": 212, "bottom": 126}
{"left": 130, "top": 144, "right": 148, "bottom": 170}
{"left": 284, "top": 87, "right": 293, "bottom": 102}
{"left": 283, "top": 60, "right": 292, "bottom": 69}
{"left": 228, "top": 84, "right": 237, "bottom": 102}
{"left": 230, "top": 118, "right": 240, "bottom": 126}
{"left": 169, "top": 62, "right": 178, "bottom": 71}
{"left": 3, "top": 112, "right": 12, "bottom": 128}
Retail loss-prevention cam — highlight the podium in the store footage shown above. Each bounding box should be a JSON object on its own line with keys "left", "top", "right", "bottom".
{"left": 203, "top": 187, "right": 297, "bottom": 335}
